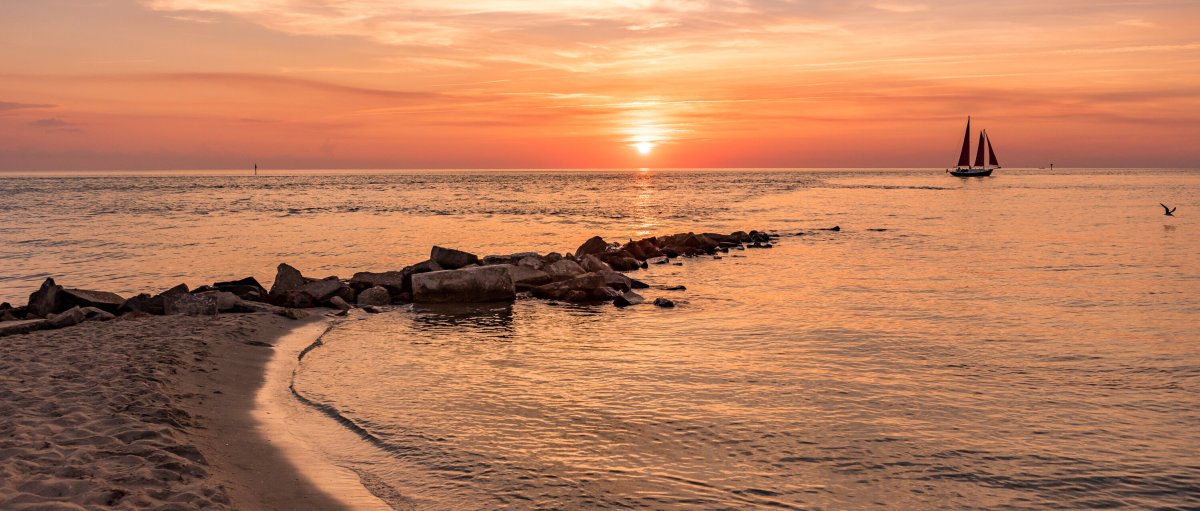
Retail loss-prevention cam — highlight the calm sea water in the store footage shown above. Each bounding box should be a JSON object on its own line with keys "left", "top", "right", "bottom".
{"left": 2, "top": 169, "right": 1198, "bottom": 509}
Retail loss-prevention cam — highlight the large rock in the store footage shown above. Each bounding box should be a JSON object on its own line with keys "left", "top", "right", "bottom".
{"left": 119, "top": 284, "right": 188, "bottom": 315}
{"left": 0, "top": 319, "right": 46, "bottom": 337}
{"left": 232, "top": 299, "right": 306, "bottom": 319}
{"left": 164, "top": 293, "right": 218, "bottom": 316}
{"left": 299, "top": 278, "right": 349, "bottom": 303}
{"left": 503, "top": 265, "right": 552, "bottom": 291}
{"left": 268, "top": 263, "right": 307, "bottom": 300}
{"left": 329, "top": 296, "right": 353, "bottom": 311}
{"left": 412, "top": 265, "right": 516, "bottom": 303}
{"left": 350, "top": 271, "right": 406, "bottom": 294}
{"left": 597, "top": 270, "right": 633, "bottom": 292}
{"left": 27, "top": 278, "right": 65, "bottom": 318}
{"left": 544, "top": 259, "right": 586, "bottom": 281}
{"left": 579, "top": 254, "right": 612, "bottom": 273}
{"left": 213, "top": 277, "right": 268, "bottom": 302}
{"left": 575, "top": 236, "right": 609, "bottom": 257}
{"left": 46, "top": 307, "right": 87, "bottom": 328}
{"left": 531, "top": 273, "right": 606, "bottom": 300}
{"left": 431, "top": 246, "right": 480, "bottom": 270}
{"left": 516, "top": 256, "right": 544, "bottom": 270}
{"left": 196, "top": 291, "right": 241, "bottom": 311}
{"left": 603, "top": 255, "right": 642, "bottom": 272}
{"left": 356, "top": 286, "right": 392, "bottom": 306}
{"left": 61, "top": 288, "right": 126, "bottom": 314}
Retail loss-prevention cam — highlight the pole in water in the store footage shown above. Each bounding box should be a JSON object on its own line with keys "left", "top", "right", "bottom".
{"left": 254, "top": 163, "right": 257, "bottom": 176}
{"left": 1050, "top": 163, "right": 1054, "bottom": 171}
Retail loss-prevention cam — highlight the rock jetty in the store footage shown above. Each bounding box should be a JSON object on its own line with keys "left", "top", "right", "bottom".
{"left": 0, "top": 227, "right": 830, "bottom": 337}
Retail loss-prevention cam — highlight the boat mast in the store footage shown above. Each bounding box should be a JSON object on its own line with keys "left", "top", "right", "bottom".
{"left": 957, "top": 116, "right": 972, "bottom": 169}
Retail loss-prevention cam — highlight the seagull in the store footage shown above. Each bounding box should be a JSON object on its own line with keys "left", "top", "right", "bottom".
{"left": 1160, "top": 203, "right": 1176, "bottom": 216}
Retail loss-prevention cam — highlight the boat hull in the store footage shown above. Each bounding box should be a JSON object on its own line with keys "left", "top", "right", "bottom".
{"left": 949, "top": 168, "right": 993, "bottom": 177}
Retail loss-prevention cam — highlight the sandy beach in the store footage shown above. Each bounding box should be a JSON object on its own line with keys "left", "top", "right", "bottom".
{"left": 0, "top": 312, "right": 384, "bottom": 511}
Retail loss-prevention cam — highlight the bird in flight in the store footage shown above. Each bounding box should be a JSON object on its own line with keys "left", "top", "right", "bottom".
{"left": 1160, "top": 203, "right": 1176, "bottom": 216}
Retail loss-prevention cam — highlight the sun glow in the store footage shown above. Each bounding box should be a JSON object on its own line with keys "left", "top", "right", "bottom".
{"left": 635, "top": 142, "right": 654, "bottom": 154}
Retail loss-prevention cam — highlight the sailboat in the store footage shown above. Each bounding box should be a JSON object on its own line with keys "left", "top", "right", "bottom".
{"left": 948, "top": 116, "right": 1000, "bottom": 177}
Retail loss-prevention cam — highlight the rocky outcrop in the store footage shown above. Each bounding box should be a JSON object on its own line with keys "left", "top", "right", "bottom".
{"left": 329, "top": 296, "right": 353, "bottom": 311}
{"left": 412, "top": 265, "right": 516, "bottom": 303}
{"left": 195, "top": 290, "right": 240, "bottom": 312}
{"left": 356, "top": 286, "right": 392, "bottom": 306}
{"left": 431, "top": 246, "right": 480, "bottom": 270}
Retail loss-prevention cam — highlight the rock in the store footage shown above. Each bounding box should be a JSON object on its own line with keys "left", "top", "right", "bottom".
{"left": 481, "top": 252, "right": 539, "bottom": 266}
{"left": 623, "top": 238, "right": 663, "bottom": 260}
{"left": 356, "top": 286, "right": 392, "bottom": 306}
{"left": 329, "top": 296, "right": 353, "bottom": 311}
{"left": 412, "top": 265, "right": 516, "bottom": 303}
{"left": 544, "top": 259, "right": 586, "bottom": 281}
{"left": 564, "top": 290, "right": 589, "bottom": 303}
{"left": 78, "top": 306, "right": 116, "bottom": 321}
{"left": 531, "top": 273, "right": 606, "bottom": 300}
{"left": 196, "top": 291, "right": 240, "bottom": 311}
{"left": 0, "top": 304, "right": 28, "bottom": 322}
{"left": 298, "top": 278, "right": 350, "bottom": 304}
{"left": 542, "top": 252, "right": 563, "bottom": 264}
{"left": 650, "top": 257, "right": 669, "bottom": 265}
{"left": 268, "top": 263, "right": 307, "bottom": 299}
{"left": 662, "top": 285, "right": 687, "bottom": 291}
{"left": 27, "top": 278, "right": 65, "bottom": 318}
{"left": 230, "top": 299, "right": 304, "bottom": 320}
{"left": 614, "top": 291, "right": 645, "bottom": 307}
{"left": 361, "top": 306, "right": 384, "bottom": 314}
{"left": 575, "top": 236, "right": 609, "bottom": 257}
{"left": 590, "top": 286, "right": 622, "bottom": 302}
{"left": 640, "top": 260, "right": 649, "bottom": 269}
{"left": 658, "top": 232, "right": 719, "bottom": 255}
{"left": 629, "top": 278, "right": 650, "bottom": 289}
{"left": 596, "top": 271, "right": 633, "bottom": 292}
{"left": 517, "top": 256, "right": 544, "bottom": 270}
{"left": 213, "top": 277, "right": 268, "bottom": 302}
{"left": 605, "top": 257, "right": 642, "bottom": 272}
{"left": 276, "top": 290, "right": 314, "bottom": 309}
{"left": 46, "top": 307, "right": 87, "bottom": 328}
{"left": 350, "top": 271, "right": 406, "bottom": 294}
{"left": 653, "top": 297, "right": 675, "bottom": 308}
{"left": 282, "top": 308, "right": 309, "bottom": 320}
{"left": 164, "top": 293, "right": 218, "bottom": 316}
{"left": 0, "top": 319, "right": 46, "bottom": 337}
{"left": 504, "top": 265, "right": 553, "bottom": 291}
{"left": 580, "top": 254, "right": 612, "bottom": 273}
{"left": 119, "top": 284, "right": 188, "bottom": 315}
{"left": 431, "top": 246, "right": 480, "bottom": 270}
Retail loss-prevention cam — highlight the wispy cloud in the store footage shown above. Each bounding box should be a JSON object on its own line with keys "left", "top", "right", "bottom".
{"left": 0, "top": 101, "right": 54, "bottom": 112}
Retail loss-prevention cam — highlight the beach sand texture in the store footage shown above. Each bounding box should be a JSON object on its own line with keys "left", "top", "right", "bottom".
{"left": 0, "top": 313, "right": 350, "bottom": 511}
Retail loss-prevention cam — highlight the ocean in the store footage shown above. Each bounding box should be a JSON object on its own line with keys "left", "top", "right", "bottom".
{"left": 2, "top": 169, "right": 1198, "bottom": 509}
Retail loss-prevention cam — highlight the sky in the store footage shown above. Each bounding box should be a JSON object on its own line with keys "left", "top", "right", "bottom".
{"left": 1, "top": 0, "right": 1198, "bottom": 170}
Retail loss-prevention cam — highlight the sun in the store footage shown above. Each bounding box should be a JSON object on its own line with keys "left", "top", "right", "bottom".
{"left": 635, "top": 141, "right": 654, "bottom": 154}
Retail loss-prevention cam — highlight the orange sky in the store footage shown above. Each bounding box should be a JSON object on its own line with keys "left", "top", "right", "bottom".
{"left": 1, "top": 0, "right": 1198, "bottom": 170}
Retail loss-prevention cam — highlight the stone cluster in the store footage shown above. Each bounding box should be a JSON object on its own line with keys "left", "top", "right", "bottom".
{"left": 1, "top": 228, "right": 800, "bottom": 337}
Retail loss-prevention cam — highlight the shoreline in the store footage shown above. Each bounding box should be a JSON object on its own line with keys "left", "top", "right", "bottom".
{"left": 0, "top": 312, "right": 388, "bottom": 510}
{"left": 186, "top": 313, "right": 394, "bottom": 511}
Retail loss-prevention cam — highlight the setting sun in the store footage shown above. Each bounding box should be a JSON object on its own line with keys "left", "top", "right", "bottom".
{"left": 635, "top": 142, "right": 654, "bottom": 155}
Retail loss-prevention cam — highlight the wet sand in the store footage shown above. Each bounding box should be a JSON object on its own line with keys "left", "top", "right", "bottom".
{"left": 0, "top": 312, "right": 388, "bottom": 510}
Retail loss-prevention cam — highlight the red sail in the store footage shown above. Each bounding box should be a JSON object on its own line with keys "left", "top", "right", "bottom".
{"left": 973, "top": 131, "right": 986, "bottom": 167}
{"left": 986, "top": 132, "right": 1000, "bottom": 167}
{"left": 957, "top": 117, "right": 971, "bottom": 167}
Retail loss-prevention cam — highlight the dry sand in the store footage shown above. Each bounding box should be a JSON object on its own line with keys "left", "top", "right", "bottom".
{"left": 0, "top": 312, "right": 381, "bottom": 510}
